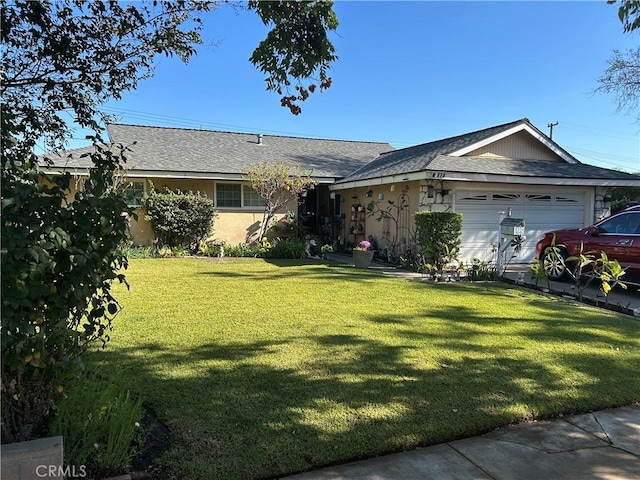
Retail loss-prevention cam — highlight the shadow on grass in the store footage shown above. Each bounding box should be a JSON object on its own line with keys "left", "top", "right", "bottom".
{"left": 88, "top": 327, "right": 640, "bottom": 480}
{"left": 102, "top": 259, "right": 640, "bottom": 478}
{"left": 196, "top": 258, "right": 391, "bottom": 282}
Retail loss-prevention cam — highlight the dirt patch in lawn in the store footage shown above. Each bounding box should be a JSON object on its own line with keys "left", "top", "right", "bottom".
{"left": 130, "top": 403, "right": 170, "bottom": 480}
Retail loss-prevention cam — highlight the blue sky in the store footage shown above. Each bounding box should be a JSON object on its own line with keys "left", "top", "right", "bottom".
{"left": 82, "top": 1, "right": 638, "bottom": 172}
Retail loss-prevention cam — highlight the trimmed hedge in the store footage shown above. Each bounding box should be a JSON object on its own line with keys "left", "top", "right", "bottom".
{"left": 143, "top": 187, "right": 216, "bottom": 251}
{"left": 415, "top": 211, "right": 462, "bottom": 268}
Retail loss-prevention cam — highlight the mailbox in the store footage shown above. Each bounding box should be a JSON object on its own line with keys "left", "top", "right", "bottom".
{"left": 500, "top": 217, "right": 525, "bottom": 236}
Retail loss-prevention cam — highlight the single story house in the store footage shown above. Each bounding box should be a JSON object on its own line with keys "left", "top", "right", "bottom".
{"left": 46, "top": 119, "right": 640, "bottom": 263}
{"left": 45, "top": 123, "right": 393, "bottom": 245}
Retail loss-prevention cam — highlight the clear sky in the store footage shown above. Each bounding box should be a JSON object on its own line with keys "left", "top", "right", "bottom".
{"left": 77, "top": 1, "right": 639, "bottom": 172}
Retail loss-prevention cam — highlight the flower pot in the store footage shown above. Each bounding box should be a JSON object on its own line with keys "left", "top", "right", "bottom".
{"left": 353, "top": 249, "right": 374, "bottom": 269}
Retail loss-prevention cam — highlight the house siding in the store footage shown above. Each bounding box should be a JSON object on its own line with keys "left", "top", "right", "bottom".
{"left": 124, "top": 177, "right": 296, "bottom": 246}
{"left": 338, "top": 182, "right": 421, "bottom": 254}
{"left": 465, "top": 131, "right": 563, "bottom": 161}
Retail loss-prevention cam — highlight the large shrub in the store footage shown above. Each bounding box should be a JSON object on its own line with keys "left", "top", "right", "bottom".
{"left": 143, "top": 187, "right": 216, "bottom": 252}
{"left": 415, "top": 211, "right": 463, "bottom": 269}
{"left": 1, "top": 148, "right": 131, "bottom": 443}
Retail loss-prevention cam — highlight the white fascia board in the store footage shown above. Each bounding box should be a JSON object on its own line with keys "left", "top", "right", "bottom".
{"left": 330, "top": 171, "right": 426, "bottom": 190}
{"left": 42, "top": 168, "right": 243, "bottom": 180}
{"left": 331, "top": 169, "right": 640, "bottom": 189}
{"left": 43, "top": 167, "right": 336, "bottom": 183}
{"left": 448, "top": 124, "right": 578, "bottom": 164}
{"left": 434, "top": 170, "right": 640, "bottom": 186}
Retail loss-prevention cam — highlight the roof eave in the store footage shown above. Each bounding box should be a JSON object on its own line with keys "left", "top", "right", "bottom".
{"left": 331, "top": 170, "right": 640, "bottom": 189}
{"left": 42, "top": 167, "right": 338, "bottom": 183}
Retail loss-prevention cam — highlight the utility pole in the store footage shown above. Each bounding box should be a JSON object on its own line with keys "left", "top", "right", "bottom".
{"left": 547, "top": 121, "right": 559, "bottom": 140}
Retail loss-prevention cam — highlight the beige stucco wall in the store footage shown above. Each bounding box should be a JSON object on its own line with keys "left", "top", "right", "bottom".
{"left": 336, "top": 182, "right": 422, "bottom": 253}
{"left": 127, "top": 177, "right": 297, "bottom": 246}
{"left": 335, "top": 179, "right": 615, "bottom": 260}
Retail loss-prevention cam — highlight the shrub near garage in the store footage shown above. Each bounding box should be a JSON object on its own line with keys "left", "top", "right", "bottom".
{"left": 414, "top": 211, "right": 463, "bottom": 270}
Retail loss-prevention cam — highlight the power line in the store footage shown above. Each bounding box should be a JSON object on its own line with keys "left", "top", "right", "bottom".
{"left": 99, "top": 106, "right": 337, "bottom": 140}
{"left": 561, "top": 121, "right": 639, "bottom": 142}
{"left": 563, "top": 145, "right": 639, "bottom": 164}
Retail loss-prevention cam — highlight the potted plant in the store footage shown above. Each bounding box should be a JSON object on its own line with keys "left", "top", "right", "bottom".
{"left": 352, "top": 240, "right": 374, "bottom": 269}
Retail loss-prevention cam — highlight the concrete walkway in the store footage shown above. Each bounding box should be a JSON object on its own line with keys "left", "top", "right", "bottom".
{"left": 284, "top": 405, "right": 640, "bottom": 480}
{"left": 290, "top": 254, "right": 640, "bottom": 479}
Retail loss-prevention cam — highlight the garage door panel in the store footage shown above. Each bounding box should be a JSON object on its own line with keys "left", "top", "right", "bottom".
{"left": 456, "top": 190, "right": 585, "bottom": 264}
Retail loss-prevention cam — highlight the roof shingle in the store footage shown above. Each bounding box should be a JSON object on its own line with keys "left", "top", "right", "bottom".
{"left": 46, "top": 124, "right": 393, "bottom": 179}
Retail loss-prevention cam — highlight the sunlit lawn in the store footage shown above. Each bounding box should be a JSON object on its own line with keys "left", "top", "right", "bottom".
{"left": 88, "top": 257, "right": 640, "bottom": 479}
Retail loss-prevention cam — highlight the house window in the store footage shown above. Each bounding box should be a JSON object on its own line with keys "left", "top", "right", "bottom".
{"left": 124, "top": 180, "right": 145, "bottom": 207}
{"left": 216, "top": 183, "right": 241, "bottom": 208}
{"left": 243, "top": 185, "right": 266, "bottom": 207}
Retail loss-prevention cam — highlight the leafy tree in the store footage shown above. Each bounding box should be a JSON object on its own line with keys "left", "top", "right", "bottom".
{"left": 611, "top": 185, "right": 640, "bottom": 212}
{"left": 597, "top": 1, "right": 640, "bottom": 121}
{"left": 611, "top": 0, "right": 640, "bottom": 33}
{"left": 249, "top": 0, "right": 338, "bottom": 115}
{"left": 245, "top": 162, "right": 317, "bottom": 241}
{"left": 1, "top": 0, "right": 338, "bottom": 443}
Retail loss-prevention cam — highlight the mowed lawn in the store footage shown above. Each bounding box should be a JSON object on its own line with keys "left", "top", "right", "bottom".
{"left": 88, "top": 258, "right": 640, "bottom": 480}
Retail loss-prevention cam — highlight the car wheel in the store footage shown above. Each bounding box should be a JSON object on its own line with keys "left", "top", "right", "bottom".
{"left": 542, "top": 246, "right": 569, "bottom": 281}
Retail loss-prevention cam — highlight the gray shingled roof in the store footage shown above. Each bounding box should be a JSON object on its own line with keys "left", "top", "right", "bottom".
{"left": 337, "top": 119, "right": 533, "bottom": 183}
{"left": 430, "top": 155, "right": 640, "bottom": 180}
{"left": 337, "top": 118, "right": 638, "bottom": 184}
{"left": 46, "top": 124, "right": 393, "bottom": 179}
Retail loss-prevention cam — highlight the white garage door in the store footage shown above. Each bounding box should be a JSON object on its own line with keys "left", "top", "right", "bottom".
{"left": 455, "top": 191, "right": 586, "bottom": 264}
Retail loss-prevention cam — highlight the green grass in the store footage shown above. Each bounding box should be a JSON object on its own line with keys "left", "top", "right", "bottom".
{"left": 47, "top": 370, "right": 143, "bottom": 479}
{"left": 87, "top": 258, "right": 640, "bottom": 479}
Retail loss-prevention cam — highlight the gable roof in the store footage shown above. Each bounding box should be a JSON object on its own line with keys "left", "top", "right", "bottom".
{"left": 334, "top": 118, "right": 639, "bottom": 187}
{"left": 45, "top": 124, "right": 393, "bottom": 181}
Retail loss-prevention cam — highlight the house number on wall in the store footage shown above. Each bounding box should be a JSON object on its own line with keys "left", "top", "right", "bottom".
{"left": 429, "top": 172, "right": 445, "bottom": 179}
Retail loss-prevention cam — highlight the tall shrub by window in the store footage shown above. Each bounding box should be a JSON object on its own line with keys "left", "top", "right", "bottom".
{"left": 415, "top": 211, "right": 463, "bottom": 269}
{"left": 143, "top": 187, "right": 216, "bottom": 251}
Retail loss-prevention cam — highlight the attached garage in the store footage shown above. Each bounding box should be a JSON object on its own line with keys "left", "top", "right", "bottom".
{"left": 455, "top": 189, "right": 587, "bottom": 263}
{"left": 333, "top": 118, "right": 640, "bottom": 265}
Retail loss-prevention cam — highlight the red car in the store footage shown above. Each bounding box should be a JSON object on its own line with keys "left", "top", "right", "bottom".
{"left": 535, "top": 205, "right": 640, "bottom": 285}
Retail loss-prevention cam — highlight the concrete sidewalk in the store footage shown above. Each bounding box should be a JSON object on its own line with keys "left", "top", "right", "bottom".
{"left": 283, "top": 405, "right": 640, "bottom": 480}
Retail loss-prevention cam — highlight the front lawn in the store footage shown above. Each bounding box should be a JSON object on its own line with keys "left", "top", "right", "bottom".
{"left": 88, "top": 258, "right": 640, "bottom": 479}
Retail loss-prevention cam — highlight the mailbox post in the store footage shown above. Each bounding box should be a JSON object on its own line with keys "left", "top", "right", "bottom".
{"left": 497, "top": 215, "right": 525, "bottom": 275}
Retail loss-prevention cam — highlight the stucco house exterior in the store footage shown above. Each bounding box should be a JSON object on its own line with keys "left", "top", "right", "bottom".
{"left": 331, "top": 118, "right": 640, "bottom": 263}
{"left": 46, "top": 119, "right": 640, "bottom": 263}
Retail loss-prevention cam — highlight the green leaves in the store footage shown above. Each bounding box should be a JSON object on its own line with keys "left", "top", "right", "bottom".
{"left": 1, "top": 158, "right": 131, "bottom": 441}
{"left": 245, "top": 162, "right": 316, "bottom": 241}
{"left": 415, "top": 212, "right": 463, "bottom": 270}
{"left": 143, "top": 185, "right": 217, "bottom": 251}
{"left": 616, "top": 0, "right": 640, "bottom": 33}
{"left": 249, "top": 0, "right": 338, "bottom": 114}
